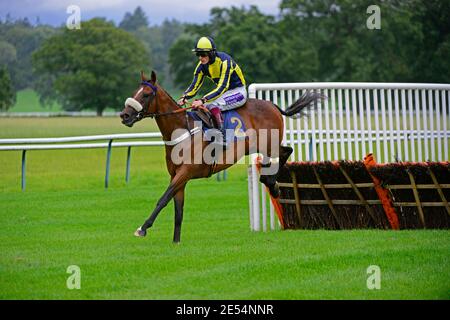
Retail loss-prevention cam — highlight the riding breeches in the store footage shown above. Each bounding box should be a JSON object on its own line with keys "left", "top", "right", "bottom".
{"left": 204, "top": 86, "right": 247, "bottom": 112}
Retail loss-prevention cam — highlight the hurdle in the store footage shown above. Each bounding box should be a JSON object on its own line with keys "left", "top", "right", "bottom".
{"left": 247, "top": 82, "right": 450, "bottom": 231}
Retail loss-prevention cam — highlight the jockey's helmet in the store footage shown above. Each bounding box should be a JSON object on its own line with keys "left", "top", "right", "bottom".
{"left": 192, "top": 36, "right": 216, "bottom": 53}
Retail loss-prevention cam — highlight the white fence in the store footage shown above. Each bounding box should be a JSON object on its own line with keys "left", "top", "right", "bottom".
{"left": 0, "top": 131, "right": 228, "bottom": 190}
{"left": 0, "top": 133, "right": 164, "bottom": 190}
{"left": 247, "top": 82, "right": 450, "bottom": 231}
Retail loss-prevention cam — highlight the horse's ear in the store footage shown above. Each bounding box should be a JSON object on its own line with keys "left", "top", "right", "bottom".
{"left": 151, "top": 70, "right": 157, "bottom": 83}
{"left": 140, "top": 70, "right": 147, "bottom": 81}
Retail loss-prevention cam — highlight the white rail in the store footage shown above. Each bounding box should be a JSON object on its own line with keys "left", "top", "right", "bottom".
{"left": 0, "top": 133, "right": 162, "bottom": 144}
{"left": 1, "top": 133, "right": 164, "bottom": 190}
{"left": 0, "top": 141, "right": 164, "bottom": 151}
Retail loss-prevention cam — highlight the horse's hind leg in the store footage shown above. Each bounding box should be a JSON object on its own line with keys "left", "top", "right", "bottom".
{"left": 259, "top": 146, "right": 293, "bottom": 198}
{"left": 279, "top": 145, "right": 293, "bottom": 168}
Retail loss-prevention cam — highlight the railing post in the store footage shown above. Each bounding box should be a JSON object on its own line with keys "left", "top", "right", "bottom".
{"left": 216, "top": 170, "right": 227, "bottom": 181}
{"left": 21, "top": 150, "right": 26, "bottom": 191}
{"left": 125, "top": 146, "right": 131, "bottom": 184}
{"left": 105, "top": 139, "right": 113, "bottom": 189}
{"left": 251, "top": 155, "right": 260, "bottom": 231}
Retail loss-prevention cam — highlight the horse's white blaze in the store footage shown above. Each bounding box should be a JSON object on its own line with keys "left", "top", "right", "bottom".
{"left": 134, "top": 87, "right": 143, "bottom": 99}
{"left": 125, "top": 97, "right": 143, "bottom": 112}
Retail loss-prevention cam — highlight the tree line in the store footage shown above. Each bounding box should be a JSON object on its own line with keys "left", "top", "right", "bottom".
{"left": 0, "top": 0, "right": 448, "bottom": 114}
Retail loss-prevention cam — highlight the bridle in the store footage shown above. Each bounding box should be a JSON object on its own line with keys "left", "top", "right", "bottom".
{"left": 127, "top": 80, "right": 211, "bottom": 147}
{"left": 135, "top": 81, "right": 209, "bottom": 119}
{"left": 136, "top": 81, "right": 158, "bottom": 120}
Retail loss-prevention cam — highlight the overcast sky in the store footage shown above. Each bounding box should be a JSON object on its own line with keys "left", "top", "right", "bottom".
{"left": 0, "top": 0, "right": 281, "bottom": 26}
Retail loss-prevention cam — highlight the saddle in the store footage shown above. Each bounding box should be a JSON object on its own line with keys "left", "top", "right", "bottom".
{"left": 190, "top": 107, "right": 216, "bottom": 129}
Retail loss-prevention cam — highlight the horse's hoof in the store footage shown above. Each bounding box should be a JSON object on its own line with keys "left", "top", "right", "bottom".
{"left": 134, "top": 227, "right": 147, "bottom": 237}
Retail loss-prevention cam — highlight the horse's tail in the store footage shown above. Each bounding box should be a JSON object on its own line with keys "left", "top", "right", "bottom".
{"left": 274, "top": 90, "right": 326, "bottom": 118}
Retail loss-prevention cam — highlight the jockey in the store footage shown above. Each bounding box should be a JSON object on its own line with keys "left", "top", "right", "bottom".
{"left": 177, "top": 36, "right": 247, "bottom": 144}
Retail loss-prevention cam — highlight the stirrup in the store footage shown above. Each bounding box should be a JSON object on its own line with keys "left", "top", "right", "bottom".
{"left": 220, "top": 132, "right": 228, "bottom": 148}
{"left": 218, "top": 124, "right": 228, "bottom": 148}
{"left": 204, "top": 127, "right": 228, "bottom": 148}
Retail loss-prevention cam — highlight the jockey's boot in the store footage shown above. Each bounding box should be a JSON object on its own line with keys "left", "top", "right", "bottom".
{"left": 210, "top": 107, "right": 228, "bottom": 146}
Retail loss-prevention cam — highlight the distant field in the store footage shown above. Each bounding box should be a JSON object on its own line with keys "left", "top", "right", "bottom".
{"left": 0, "top": 117, "right": 159, "bottom": 138}
{"left": 9, "top": 89, "right": 63, "bottom": 113}
{"left": 8, "top": 89, "right": 184, "bottom": 113}
{"left": 0, "top": 117, "right": 449, "bottom": 299}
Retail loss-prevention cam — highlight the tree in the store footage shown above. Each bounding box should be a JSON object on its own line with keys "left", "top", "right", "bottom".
{"left": 169, "top": 5, "right": 320, "bottom": 89}
{"left": 169, "top": 35, "right": 199, "bottom": 89}
{"left": 32, "top": 18, "right": 149, "bottom": 115}
{"left": 411, "top": 0, "right": 450, "bottom": 83}
{"left": 119, "top": 6, "right": 149, "bottom": 32}
{"left": 279, "top": 0, "right": 423, "bottom": 82}
{"left": 207, "top": 6, "right": 318, "bottom": 83}
{"left": 0, "top": 40, "right": 17, "bottom": 65}
{"left": 0, "top": 67, "right": 16, "bottom": 111}
{"left": 124, "top": 17, "right": 185, "bottom": 90}
{"left": 0, "top": 18, "right": 56, "bottom": 91}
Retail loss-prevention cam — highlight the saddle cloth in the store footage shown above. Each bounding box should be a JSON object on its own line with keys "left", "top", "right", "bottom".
{"left": 187, "top": 109, "right": 247, "bottom": 142}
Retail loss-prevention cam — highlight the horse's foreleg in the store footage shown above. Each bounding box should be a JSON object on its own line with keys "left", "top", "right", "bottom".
{"left": 172, "top": 186, "right": 185, "bottom": 243}
{"left": 135, "top": 171, "right": 189, "bottom": 237}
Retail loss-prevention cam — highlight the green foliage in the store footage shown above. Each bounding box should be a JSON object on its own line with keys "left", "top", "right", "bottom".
{"left": 118, "top": 6, "right": 149, "bottom": 32}
{"left": 412, "top": 0, "right": 450, "bottom": 83}
{"left": 169, "top": 35, "right": 199, "bottom": 89}
{"left": 278, "top": 0, "right": 447, "bottom": 82}
{"left": 130, "top": 19, "right": 185, "bottom": 89}
{"left": 0, "top": 40, "right": 17, "bottom": 65}
{"left": 117, "top": 6, "right": 187, "bottom": 90}
{"left": 0, "top": 18, "right": 56, "bottom": 91}
{"left": 32, "top": 18, "right": 149, "bottom": 115}
{"left": 0, "top": 67, "right": 16, "bottom": 110}
{"left": 169, "top": 1, "right": 450, "bottom": 86}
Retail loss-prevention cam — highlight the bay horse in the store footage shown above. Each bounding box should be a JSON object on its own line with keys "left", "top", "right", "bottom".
{"left": 119, "top": 71, "right": 322, "bottom": 243}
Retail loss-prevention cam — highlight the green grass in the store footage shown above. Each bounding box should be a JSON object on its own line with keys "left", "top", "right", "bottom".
{"left": 0, "top": 117, "right": 449, "bottom": 299}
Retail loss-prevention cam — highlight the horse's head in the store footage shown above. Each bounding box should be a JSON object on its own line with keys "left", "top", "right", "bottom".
{"left": 120, "top": 70, "right": 158, "bottom": 127}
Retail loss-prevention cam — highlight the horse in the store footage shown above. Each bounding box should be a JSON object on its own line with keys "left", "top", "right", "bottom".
{"left": 119, "top": 71, "right": 322, "bottom": 243}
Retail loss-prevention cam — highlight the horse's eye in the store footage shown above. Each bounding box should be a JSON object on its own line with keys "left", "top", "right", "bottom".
{"left": 143, "top": 93, "right": 150, "bottom": 98}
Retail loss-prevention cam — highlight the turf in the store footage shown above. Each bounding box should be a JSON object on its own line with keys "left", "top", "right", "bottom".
{"left": 0, "top": 117, "right": 449, "bottom": 300}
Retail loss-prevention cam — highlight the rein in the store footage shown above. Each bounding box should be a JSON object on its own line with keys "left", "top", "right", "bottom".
{"left": 138, "top": 81, "right": 209, "bottom": 119}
